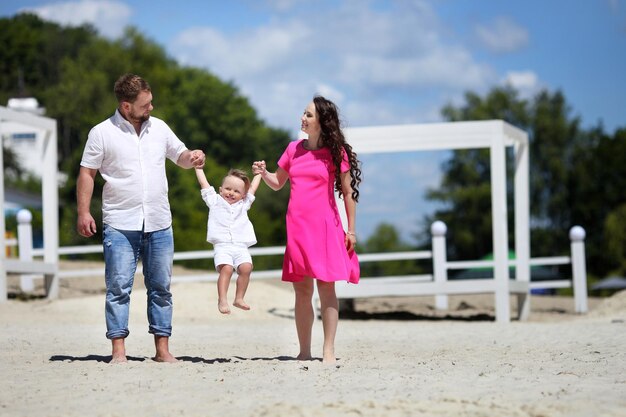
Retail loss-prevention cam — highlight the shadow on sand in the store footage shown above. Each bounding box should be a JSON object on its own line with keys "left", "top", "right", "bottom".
{"left": 49, "top": 354, "right": 146, "bottom": 363}
{"left": 338, "top": 309, "right": 495, "bottom": 322}
{"left": 231, "top": 355, "right": 303, "bottom": 362}
{"left": 269, "top": 306, "right": 495, "bottom": 322}
{"left": 176, "top": 356, "right": 234, "bottom": 364}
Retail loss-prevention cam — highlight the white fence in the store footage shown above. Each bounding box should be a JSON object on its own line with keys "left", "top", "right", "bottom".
{"left": 4, "top": 210, "right": 588, "bottom": 322}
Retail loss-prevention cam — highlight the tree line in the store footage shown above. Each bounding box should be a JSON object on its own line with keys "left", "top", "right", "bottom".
{"left": 418, "top": 88, "right": 625, "bottom": 285}
{"left": 1, "top": 13, "right": 290, "bottom": 271}
{"left": 2, "top": 14, "right": 624, "bottom": 284}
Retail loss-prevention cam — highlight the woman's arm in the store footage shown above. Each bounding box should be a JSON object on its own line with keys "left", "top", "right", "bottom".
{"left": 253, "top": 160, "right": 289, "bottom": 191}
{"left": 340, "top": 171, "right": 357, "bottom": 251}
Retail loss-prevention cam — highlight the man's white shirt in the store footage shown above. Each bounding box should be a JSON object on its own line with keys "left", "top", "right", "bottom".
{"left": 80, "top": 110, "right": 187, "bottom": 232}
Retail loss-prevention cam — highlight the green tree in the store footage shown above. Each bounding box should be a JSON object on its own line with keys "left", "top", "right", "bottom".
{"left": 604, "top": 204, "right": 626, "bottom": 276}
{"left": 360, "top": 223, "right": 424, "bottom": 277}
{"left": 0, "top": 13, "right": 96, "bottom": 100}
{"left": 426, "top": 86, "right": 529, "bottom": 260}
{"left": 2, "top": 145, "right": 23, "bottom": 180}
{"left": 427, "top": 86, "right": 583, "bottom": 261}
{"left": 569, "top": 127, "right": 626, "bottom": 278}
{"left": 1, "top": 14, "right": 291, "bottom": 257}
{"left": 427, "top": 85, "right": 626, "bottom": 283}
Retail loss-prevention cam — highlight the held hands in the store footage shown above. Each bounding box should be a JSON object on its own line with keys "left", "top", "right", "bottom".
{"left": 252, "top": 160, "right": 266, "bottom": 175}
{"left": 190, "top": 150, "right": 205, "bottom": 168}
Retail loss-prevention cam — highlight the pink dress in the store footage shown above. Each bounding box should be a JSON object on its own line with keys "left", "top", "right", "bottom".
{"left": 278, "top": 140, "right": 360, "bottom": 283}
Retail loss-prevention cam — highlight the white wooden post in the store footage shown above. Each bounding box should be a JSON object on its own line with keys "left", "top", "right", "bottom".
{"left": 41, "top": 127, "right": 59, "bottom": 298}
{"left": 0, "top": 133, "right": 6, "bottom": 302}
{"left": 17, "top": 209, "right": 35, "bottom": 292}
{"left": 0, "top": 107, "right": 59, "bottom": 300}
{"left": 569, "top": 226, "right": 588, "bottom": 313}
{"left": 514, "top": 136, "right": 530, "bottom": 320}
{"left": 490, "top": 132, "right": 511, "bottom": 323}
{"left": 431, "top": 221, "right": 448, "bottom": 310}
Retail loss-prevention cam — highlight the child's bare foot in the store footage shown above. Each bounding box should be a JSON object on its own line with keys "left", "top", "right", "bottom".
{"left": 153, "top": 352, "right": 178, "bottom": 363}
{"left": 218, "top": 300, "right": 231, "bottom": 314}
{"left": 233, "top": 299, "right": 250, "bottom": 310}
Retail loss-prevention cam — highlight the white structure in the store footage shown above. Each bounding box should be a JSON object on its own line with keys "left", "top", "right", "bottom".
{"left": 0, "top": 116, "right": 534, "bottom": 322}
{"left": 333, "top": 221, "right": 587, "bottom": 320}
{"left": 338, "top": 120, "right": 531, "bottom": 323}
{"left": 0, "top": 105, "right": 59, "bottom": 302}
{"left": 1, "top": 98, "right": 48, "bottom": 180}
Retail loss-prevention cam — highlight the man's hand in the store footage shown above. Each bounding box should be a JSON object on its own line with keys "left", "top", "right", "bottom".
{"left": 77, "top": 212, "right": 97, "bottom": 237}
{"left": 190, "top": 150, "right": 205, "bottom": 168}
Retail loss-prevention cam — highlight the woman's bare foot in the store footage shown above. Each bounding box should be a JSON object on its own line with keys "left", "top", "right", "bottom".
{"left": 218, "top": 299, "right": 231, "bottom": 314}
{"left": 233, "top": 299, "right": 250, "bottom": 310}
{"left": 322, "top": 355, "right": 336, "bottom": 365}
{"left": 322, "top": 347, "right": 336, "bottom": 364}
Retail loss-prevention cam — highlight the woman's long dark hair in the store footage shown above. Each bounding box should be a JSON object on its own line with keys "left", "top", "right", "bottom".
{"left": 313, "top": 95, "right": 362, "bottom": 202}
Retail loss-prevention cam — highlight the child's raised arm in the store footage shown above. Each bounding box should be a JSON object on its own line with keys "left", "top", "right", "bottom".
{"left": 195, "top": 167, "right": 211, "bottom": 189}
{"left": 249, "top": 174, "right": 262, "bottom": 196}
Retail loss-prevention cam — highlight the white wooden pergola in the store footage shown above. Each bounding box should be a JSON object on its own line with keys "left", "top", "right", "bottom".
{"left": 0, "top": 106, "right": 59, "bottom": 302}
{"left": 0, "top": 112, "right": 530, "bottom": 323}
{"left": 343, "top": 119, "right": 530, "bottom": 323}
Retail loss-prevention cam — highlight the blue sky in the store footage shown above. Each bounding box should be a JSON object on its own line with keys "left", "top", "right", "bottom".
{"left": 2, "top": 0, "right": 625, "bottom": 244}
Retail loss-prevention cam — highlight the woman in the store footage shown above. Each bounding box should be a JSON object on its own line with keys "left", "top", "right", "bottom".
{"left": 253, "top": 95, "right": 362, "bottom": 364}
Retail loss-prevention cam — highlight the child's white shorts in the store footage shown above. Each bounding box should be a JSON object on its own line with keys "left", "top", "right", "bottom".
{"left": 213, "top": 242, "right": 252, "bottom": 271}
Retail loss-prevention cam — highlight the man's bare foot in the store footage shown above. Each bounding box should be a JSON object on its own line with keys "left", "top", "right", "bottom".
{"left": 110, "top": 354, "right": 128, "bottom": 364}
{"left": 110, "top": 338, "right": 127, "bottom": 364}
{"left": 218, "top": 300, "right": 231, "bottom": 314}
{"left": 233, "top": 299, "right": 250, "bottom": 310}
{"left": 153, "top": 352, "right": 178, "bottom": 363}
{"left": 296, "top": 353, "right": 312, "bottom": 361}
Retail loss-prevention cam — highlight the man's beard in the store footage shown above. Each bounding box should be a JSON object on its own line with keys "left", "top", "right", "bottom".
{"left": 130, "top": 110, "right": 150, "bottom": 124}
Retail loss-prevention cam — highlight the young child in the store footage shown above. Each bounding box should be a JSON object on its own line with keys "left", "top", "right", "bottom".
{"left": 195, "top": 167, "right": 262, "bottom": 314}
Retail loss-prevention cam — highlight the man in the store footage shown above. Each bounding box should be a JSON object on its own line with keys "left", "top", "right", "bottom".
{"left": 76, "top": 73, "right": 205, "bottom": 363}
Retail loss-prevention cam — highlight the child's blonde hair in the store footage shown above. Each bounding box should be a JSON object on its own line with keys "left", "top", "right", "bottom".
{"left": 224, "top": 168, "right": 251, "bottom": 193}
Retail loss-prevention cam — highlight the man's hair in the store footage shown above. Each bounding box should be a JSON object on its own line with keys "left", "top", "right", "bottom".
{"left": 114, "top": 73, "right": 151, "bottom": 103}
{"left": 225, "top": 168, "right": 251, "bottom": 193}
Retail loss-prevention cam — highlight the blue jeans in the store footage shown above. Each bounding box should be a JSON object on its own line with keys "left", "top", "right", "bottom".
{"left": 103, "top": 224, "right": 174, "bottom": 339}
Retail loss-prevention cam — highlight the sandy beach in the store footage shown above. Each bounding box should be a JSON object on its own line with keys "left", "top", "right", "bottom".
{"left": 1, "top": 264, "right": 625, "bottom": 417}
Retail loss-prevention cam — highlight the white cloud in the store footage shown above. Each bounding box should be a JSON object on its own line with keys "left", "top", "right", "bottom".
{"left": 315, "top": 84, "right": 345, "bottom": 103}
{"left": 172, "top": 22, "right": 311, "bottom": 80}
{"left": 260, "top": 0, "right": 307, "bottom": 13}
{"left": 169, "top": 1, "right": 494, "bottom": 132}
{"left": 503, "top": 70, "right": 542, "bottom": 99}
{"left": 20, "top": 0, "right": 132, "bottom": 39}
{"left": 474, "top": 16, "right": 529, "bottom": 54}
{"left": 338, "top": 47, "right": 492, "bottom": 90}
